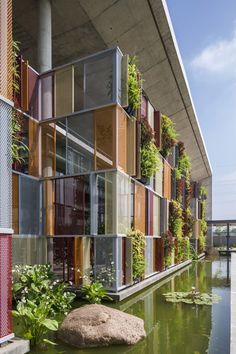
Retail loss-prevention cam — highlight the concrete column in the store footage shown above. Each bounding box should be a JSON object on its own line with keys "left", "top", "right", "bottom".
{"left": 38, "top": 0, "right": 52, "bottom": 73}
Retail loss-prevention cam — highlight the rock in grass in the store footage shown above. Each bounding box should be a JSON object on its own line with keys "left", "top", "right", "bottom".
{"left": 58, "top": 304, "right": 146, "bottom": 348}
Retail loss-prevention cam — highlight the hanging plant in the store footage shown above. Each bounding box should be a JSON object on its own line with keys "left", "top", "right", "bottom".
{"left": 160, "top": 115, "right": 178, "bottom": 158}
{"left": 126, "top": 56, "right": 141, "bottom": 116}
{"left": 127, "top": 229, "right": 146, "bottom": 281}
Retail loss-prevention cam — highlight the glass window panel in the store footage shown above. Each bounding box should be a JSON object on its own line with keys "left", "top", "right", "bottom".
{"left": 83, "top": 52, "right": 114, "bottom": 109}
{"left": 67, "top": 112, "right": 94, "bottom": 174}
{"left": 141, "top": 95, "right": 147, "bottom": 119}
{"left": 94, "top": 106, "right": 115, "bottom": 170}
{"left": 41, "top": 73, "right": 53, "bottom": 120}
{"left": 145, "top": 237, "right": 153, "bottom": 276}
{"left": 55, "top": 66, "right": 74, "bottom": 117}
{"left": 54, "top": 176, "right": 90, "bottom": 235}
{"left": 41, "top": 122, "right": 56, "bottom": 177}
{"left": 147, "top": 101, "right": 154, "bottom": 129}
{"left": 56, "top": 119, "right": 66, "bottom": 176}
{"left": 28, "top": 119, "right": 39, "bottom": 177}
{"left": 147, "top": 190, "right": 153, "bottom": 236}
{"left": 12, "top": 114, "right": 29, "bottom": 174}
{"left": 19, "top": 175, "right": 40, "bottom": 235}
{"left": 153, "top": 195, "right": 160, "bottom": 236}
{"left": 118, "top": 173, "right": 131, "bottom": 234}
{"left": 74, "top": 62, "right": 84, "bottom": 112}
{"left": 12, "top": 174, "right": 19, "bottom": 234}
{"left": 12, "top": 236, "right": 47, "bottom": 266}
{"left": 97, "top": 172, "right": 116, "bottom": 235}
{"left": 94, "top": 237, "right": 117, "bottom": 290}
{"left": 155, "top": 158, "right": 163, "bottom": 197}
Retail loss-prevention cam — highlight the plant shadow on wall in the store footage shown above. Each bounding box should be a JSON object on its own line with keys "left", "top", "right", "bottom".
{"left": 12, "top": 41, "right": 29, "bottom": 164}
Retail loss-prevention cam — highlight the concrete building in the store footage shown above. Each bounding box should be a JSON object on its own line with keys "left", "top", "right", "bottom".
{"left": 0, "top": 0, "right": 212, "bottom": 345}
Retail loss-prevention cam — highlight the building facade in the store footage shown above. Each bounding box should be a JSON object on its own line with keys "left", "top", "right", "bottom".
{"left": 0, "top": 0, "right": 213, "bottom": 343}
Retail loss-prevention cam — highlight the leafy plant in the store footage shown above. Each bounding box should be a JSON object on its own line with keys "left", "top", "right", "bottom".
{"left": 13, "top": 299, "right": 58, "bottom": 346}
{"left": 128, "top": 56, "right": 141, "bottom": 112}
{"left": 141, "top": 117, "right": 154, "bottom": 146}
{"left": 12, "top": 264, "right": 76, "bottom": 347}
{"left": 169, "top": 200, "right": 183, "bottom": 240}
{"left": 12, "top": 40, "right": 20, "bottom": 96}
{"left": 163, "top": 287, "right": 221, "bottom": 306}
{"left": 141, "top": 142, "right": 161, "bottom": 179}
{"left": 82, "top": 282, "right": 112, "bottom": 304}
{"left": 183, "top": 207, "right": 194, "bottom": 238}
{"left": 128, "top": 229, "right": 146, "bottom": 281}
{"left": 160, "top": 114, "right": 178, "bottom": 157}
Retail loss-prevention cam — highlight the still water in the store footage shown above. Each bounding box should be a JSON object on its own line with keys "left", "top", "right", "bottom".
{"left": 24, "top": 257, "right": 231, "bottom": 354}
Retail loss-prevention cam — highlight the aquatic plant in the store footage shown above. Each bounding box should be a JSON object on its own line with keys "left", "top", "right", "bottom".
{"left": 163, "top": 287, "right": 221, "bottom": 305}
{"left": 82, "top": 282, "right": 112, "bottom": 304}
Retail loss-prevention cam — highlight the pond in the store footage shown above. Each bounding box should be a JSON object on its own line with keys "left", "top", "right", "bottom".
{"left": 19, "top": 257, "right": 231, "bottom": 354}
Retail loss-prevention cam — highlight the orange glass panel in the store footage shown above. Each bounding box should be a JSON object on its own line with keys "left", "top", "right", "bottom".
{"left": 55, "top": 66, "right": 74, "bottom": 117}
{"left": 41, "top": 123, "right": 56, "bottom": 177}
{"left": 117, "top": 105, "right": 127, "bottom": 172}
{"left": 12, "top": 173, "right": 19, "bottom": 234}
{"left": 28, "top": 119, "right": 39, "bottom": 176}
{"left": 94, "top": 105, "right": 116, "bottom": 170}
{"left": 134, "top": 182, "right": 146, "bottom": 234}
{"left": 127, "top": 117, "right": 136, "bottom": 176}
{"left": 163, "top": 160, "right": 171, "bottom": 200}
{"left": 44, "top": 179, "right": 55, "bottom": 236}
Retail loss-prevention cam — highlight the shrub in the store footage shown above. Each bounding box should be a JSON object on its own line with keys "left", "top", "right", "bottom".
{"left": 12, "top": 264, "right": 76, "bottom": 347}
{"left": 82, "top": 282, "right": 112, "bottom": 304}
{"left": 128, "top": 229, "right": 146, "bottom": 281}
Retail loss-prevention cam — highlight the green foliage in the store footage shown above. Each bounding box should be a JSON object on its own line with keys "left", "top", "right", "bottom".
{"left": 169, "top": 200, "right": 183, "bottom": 240}
{"left": 128, "top": 56, "right": 141, "bottom": 111}
{"left": 12, "top": 299, "right": 58, "bottom": 346}
{"left": 162, "top": 231, "right": 175, "bottom": 268}
{"left": 178, "top": 153, "right": 191, "bottom": 177}
{"left": 12, "top": 264, "right": 76, "bottom": 347}
{"left": 141, "top": 142, "right": 161, "bottom": 179}
{"left": 160, "top": 114, "right": 178, "bottom": 157}
{"left": 190, "top": 244, "right": 198, "bottom": 260}
{"left": 199, "top": 185, "right": 207, "bottom": 200}
{"left": 163, "top": 288, "right": 221, "bottom": 306}
{"left": 141, "top": 117, "right": 154, "bottom": 147}
{"left": 82, "top": 282, "right": 112, "bottom": 304}
{"left": 183, "top": 207, "right": 194, "bottom": 238}
{"left": 128, "top": 229, "right": 146, "bottom": 281}
{"left": 199, "top": 201, "right": 207, "bottom": 253}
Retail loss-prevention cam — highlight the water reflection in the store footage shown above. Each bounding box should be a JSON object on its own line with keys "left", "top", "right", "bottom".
{"left": 29, "top": 258, "right": 230, "bottom": 354}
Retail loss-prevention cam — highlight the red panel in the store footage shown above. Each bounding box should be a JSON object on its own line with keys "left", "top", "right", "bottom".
{"left": 0, "top": 234, "right": 12, "bottom": 339}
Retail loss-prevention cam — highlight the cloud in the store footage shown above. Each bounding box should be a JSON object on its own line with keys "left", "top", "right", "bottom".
{"left": 191, "top": 26, "right": 236, "bottom": 75}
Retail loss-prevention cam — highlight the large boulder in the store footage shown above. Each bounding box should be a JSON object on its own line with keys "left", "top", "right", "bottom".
{"left": 58, "top": 304, "right": 146, "bottom": 348}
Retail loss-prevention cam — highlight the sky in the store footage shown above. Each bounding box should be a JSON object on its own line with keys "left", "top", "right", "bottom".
{"left": 166, "top": 0, "right": 236, "bottom": 220}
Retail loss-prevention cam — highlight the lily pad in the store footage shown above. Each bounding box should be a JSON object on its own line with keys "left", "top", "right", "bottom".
{"left": 163, "top": 290, "right": 221, "bottom": 306}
